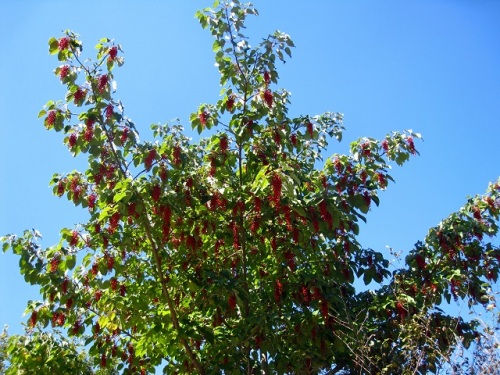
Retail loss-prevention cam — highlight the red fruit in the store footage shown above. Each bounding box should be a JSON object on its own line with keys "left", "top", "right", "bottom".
{"left": 320, "top": 300, "right": 329, "bottom": 319}
{"left": 106, "top": 255, "right": 115, "bottom": 271}
{"left": 108, "top": 212, "right": 121, "bottom": 233}
{"left": 246, "top": 119, "right": 254, "bottom": 135}
{"left": 396, "top": 301, "right": 407, "bottom": 319}
{"left": 56, "top": 180, "right": 65, "bottom": 196}
{"left": 263, "top": 70, "right": 271, "bottom": 84}
{"left": 91, "top": 262, "right": 99, "bottom": 276}
{"left": 363, "top": 191, "right": 371, "bottom": 207}
{"left": 70, "top": 230, "right": 79, "bottom": 247}
{"left": 254, "top": 196, "right": 262, "bottom": 214}
{"left": 472, "top": 206, "right": 482, "bottom": 221}
{"left": 407, "top": 136, "right": 416, "bottom": 155}
{"left": 49, "top": 255, "right": 60, "bottom": 273}
{"left": 88, "top": 193, "right": 97, "bottom": 210}
{"left": 151, "top": 184, "right": 161, "bottom": 202}
{"left": 342, "top": 268, "right": 350, "bottom": 281}
{"left": 120, "top": 127, "right": 129, "bottom": 144}
{"left": 68, "top": 133, "right": 78, "bottom": 148}
{"left": 273, "top": 131, "right": 281, "bottom": 145}
{"left": 65, "top": 298, "right": 73, "bottom": 309}
{"left": 290, "top": 133, "right": 297, "bottom": 146}
{"left": 110, "top": 277, "right": 118, "bottom": 291}
{"left": 98, "top": 74, "right": 108, "bottom": 93}
{"left": 263, "top": 89, "right": 273, "bottom": 107}
{"left": 58, "top": 37, "right": 70, "bottom": 51}
{"left": 105, "top": 104, "right": 114, "bottom": 120}
{"left": 95, "top": 290, "right": 102, "bottom": 302}
{"left": 59, "top": 65, "right": 70, "bottom": 79}
{"left": 361, "top": 142, "right": 371, "bottom": 157}
{"left": 377, "top": 173, "right": 386, "bottom": 188}
{"left": 108, "top": 46, "right": 118, "bottom": 60}
{"left": 72, "top": 319, "right": 81, "bottom": 335}
{"left": 173, "top": 146, "right": 181, "bottom": 165}
{"left": 145, "top": 149, "right": 156, "bottom": 170}
{"left": 220, "top": 136, "right": 229, "bottom": 153}
{"left": 271, "top": 173, "right": 282, "bottom": 204}
{"left": 84, "top": 127, "right": 93, "bottom": 142}
{"left": 120, "top": 284, "right": 126, "bottom": 296}
{"left": 415, "top": 254, "right": 426, "bottom": 269}
{"left": 199, "top": 111, "right": 208, "bottom": 126}
{"left": 29, "top": 310, "right": 38, "bottom": 328}
{"left": 46, "top": 110, "right": 57, "bottom": 127}
{"left": 101, "top": 353, "right": 107, "bottom": 368}
{"left": 159, "top": 166, "right": 168, "bottom": 181}
{"left": 226, "top": 96, "right": 235, "bottom": 112}
{"left": 381, "top": 139, "right": 389, "bottom": 152}
{"left": 228, "top": 294, "right": 237, "bottom": 310}
{"left": 73, "top": 88, "right": 85, "bottom": 104}
{"left": 306, "top": 122, "right": 314, "bottom": 138}
{"left": 274, "top": 279, "right": 283, "bottom": 303}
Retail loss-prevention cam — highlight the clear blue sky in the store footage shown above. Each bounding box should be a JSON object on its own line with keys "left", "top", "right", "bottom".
{"left": 1, "top": 0, "right": 499, "bottom": 337}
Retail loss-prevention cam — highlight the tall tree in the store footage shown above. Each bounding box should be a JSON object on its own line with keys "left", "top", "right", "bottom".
{"left": 2, "top": 1, "right": 499, "bottom": 373}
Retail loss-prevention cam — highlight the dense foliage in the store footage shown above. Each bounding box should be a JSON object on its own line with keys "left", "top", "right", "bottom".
{"left": 2, "top": 1, "right": 499, "bottom": 374}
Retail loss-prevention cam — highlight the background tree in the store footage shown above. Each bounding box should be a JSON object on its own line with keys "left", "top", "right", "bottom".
{"left": 0, "top": 326, "right": 117, "bottom": 375}
{"left": 2, "top": 1, "right": 499, "bottom": 374}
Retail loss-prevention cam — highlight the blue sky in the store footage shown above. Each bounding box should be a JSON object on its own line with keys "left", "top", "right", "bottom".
{"left": 1, "top": 0, "right": 499, "bottom": 339}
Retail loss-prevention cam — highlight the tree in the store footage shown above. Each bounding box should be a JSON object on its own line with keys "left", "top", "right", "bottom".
{"left": 2, "top": 1, "right": 499, "bottom": 373}
{"left": 0, "top": 326, "right": 117, "bottom": 375}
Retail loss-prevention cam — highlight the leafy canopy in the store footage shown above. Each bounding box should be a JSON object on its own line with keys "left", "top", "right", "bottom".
{"left": 2, "top": 1, "right": 500, "bottom": 374}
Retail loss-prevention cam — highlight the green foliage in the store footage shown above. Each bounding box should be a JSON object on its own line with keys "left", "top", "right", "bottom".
{"left": 2, "top": 1, "right": 499, "bottom": 374}
{"left": 1, "top": 327, "right": 116, "bottom": 375}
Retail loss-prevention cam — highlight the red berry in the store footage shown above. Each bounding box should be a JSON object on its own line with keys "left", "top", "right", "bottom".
{"left": 320, "top": 300, "right": 328, "bottom": 319}
{"left": 108, "top": 46, "right": 118, "bottom": 60}
{"left": 173, "top": 146, "right": 181, "bottom": 165}
{"left": 407, "top": 136, "right": 416, "bottom": 155}
{"left": 226, "top": 96, "right": 235, "bottom": 112}
{"left": 118, "top": 128, "right": 128, "bottom": 144}
{"left": 101, "top": 353, "right": 107, "bottom": 368}
{"left": 381, "top": 139, "right": 389, "bottom": 152}
{"left": 58, "top": 37, "right": 70, "bottom": 51}
{"left": 228, "top": 294, "right": 237, "bottom": 310}
{"left": 199, "top": 111, "right": 208, "bottom": 126}
{"left": 106, "top": 255, "right": 115, "bottom": 271}
{"left": 46, "top": 110, "right": 57, "bottom": 127}
{"left": 263, "top": 89, "right": 273, "bottom": 107}
{"left": 274, "top": 279, "right": 283, "bottom": 303}
{"left": 290, "top": 133, "right": 297, "bottom": 146}
{"left": 49, "top": 255, "right": 60, "bottom": 273}
{"left": 73, "top": 88, "right": 85, "bottom": 104}
{"left": 263, "top": 70, "right": 271, "bottom": 84}
{"left": 29, "top": 310, "right": 38, "bottom": 328}
{"left": 415, "top": 254, "right": 426, "bottom": 269}
{"left": 98, "top": 75, "right": 108, "bottom": 93}
{"left": 271, "top": 173, "right": 282, "bottom": 204}
{"left": 70, "top": 230, "right": 79, "bottom": 247}
{"left": 306, "top": 122, "right": 314, "bottom": 138}
{"left": 472, "top": 206, "right": 482, "bottom": 221}
{"left": 363, "top": 191, "right": 371, "bottom": 207}
{"left": 84, "top": 127, "right": 93, "bottom": 142}
{"left": 59, "top": 65, "right": 70, "bottom": 79}
{"left": 95, "top": 290, "right": 102, "bottom": 302}
{"left": 105, "top": 104, "right": 114, "bottom": 120}
{"left": 110, "top": 277, "right": 118, "bottom": 291}
{"left": 220, "top": 136, "right": 229, "bottom": 153}
{"left": 377, "top": 173, "right": 386, "bottom": 188}
{"left": 396, "top": 301, "right": 407, "bottom": 319}
{"left": 151, "top": 184, "right": 161, "bottom": 202}
{"left": 145, "top": 149, "right": 156, "bottom": 170}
